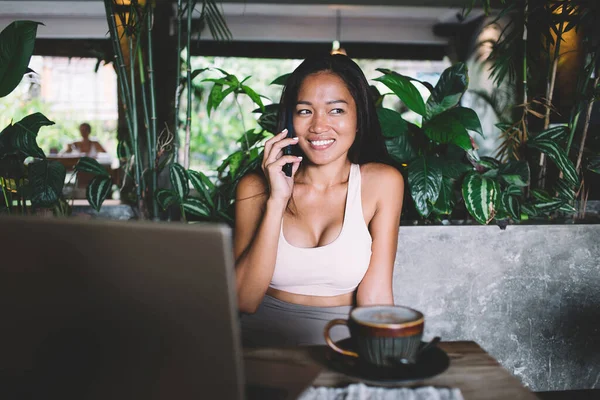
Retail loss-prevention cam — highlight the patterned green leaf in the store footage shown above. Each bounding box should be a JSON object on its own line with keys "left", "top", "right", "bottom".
{"left": 533, "top": 200, "right": 564, "bottom": 213}
{"left": 0, "top": 21, "right": 41, "bottom": 98}
{"left": 425, "top": 63, "right": 468, "bottom": 119}
{"left": 423, "top": 111, "right": 472, "bottom": 150}
{"left": 28, "top": 159, "right": 66, "bottom": 208}
{"left": 432, "top": 176, "right": 456, "bottom": 215}
{"left": 478, "top": 156, "right": 501, "bottom": 170}
{"left": 85, "top": 175, "right": 112, "bottom": 212}
{"left": 500, "top": 192, "right": 520, "bottom": 220}
{"left": 505, "top": 185, "right": 522, "bottom": 196}
{"left": 156, "top": 189, "right": 179, "bottom": 210}
{"left": 407, "top": 156, "right": 443, "bottom": 217}
{"left": 554, "top": 179, "right": 576, "bottom": 201}
{"left": 498, "top": 160, "right": 529, "bottom": 187}
{"left": 2, "top": 113, "right": 53, "bottom": 158}
{"left": 188, "top": 169, "right": 214, "bottom": 208}
{"left": 528, "top": 139, "right": 578, "bottom": 186}
{"left": 169, "top": 163, "right": 189, "bottom": 199}
{"left": 531, "top": 189, "right": 553, "bottom": 202}
{"left": 461, "top": 172, "right": 500, "bottom": 225}
{"left": 532, "top": 125, "right": 568, "bottom": 142}
{"left": 182, "top": 198, "right": 211, "bottom": 218}
{"left": 74, "top": 156, "right": 109, "bottom": 177}
{"left": 377, "top": 108, "right": 408, "bottom": 138}
{"left": 374, "top": 73, "right": 426, "bottom": 116}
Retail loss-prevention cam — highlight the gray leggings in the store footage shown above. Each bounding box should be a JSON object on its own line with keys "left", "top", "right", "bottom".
{"left": 240, "top": 295, "right": 352, "bottom": 347}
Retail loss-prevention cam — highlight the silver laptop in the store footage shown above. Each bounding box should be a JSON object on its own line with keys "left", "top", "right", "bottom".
{"left": 0, "top": 216, "right": 244, "bottom": 399}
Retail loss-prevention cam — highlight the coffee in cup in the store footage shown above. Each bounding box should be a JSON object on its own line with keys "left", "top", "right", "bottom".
{"left": 324, "top": 305, "right": 426, "bottom": 367}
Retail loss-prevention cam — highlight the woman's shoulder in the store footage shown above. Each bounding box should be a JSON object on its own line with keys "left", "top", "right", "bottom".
{"left": 236, "top": 170, "right": 268, "bottom": 199}
{"left": 359, "top": 162, "right": 404, "bottom": 185}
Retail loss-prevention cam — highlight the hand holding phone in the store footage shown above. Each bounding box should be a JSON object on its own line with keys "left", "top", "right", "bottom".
{"left": 282, "top": 111, "right": 295, "bottom": 177}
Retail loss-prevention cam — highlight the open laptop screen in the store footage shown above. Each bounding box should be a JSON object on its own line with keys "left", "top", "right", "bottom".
{"left": 0, "top": 216, "right": 244, "bottom": 400}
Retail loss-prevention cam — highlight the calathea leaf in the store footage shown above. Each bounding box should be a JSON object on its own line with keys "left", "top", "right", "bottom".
{"left": 425, "top": 62, "right": 469, "bottom": 119}
{"left": 374, "top": 73, "right": 426, "bottom": 116}
{"left": 504, "top": 185, "right": 522, "bottom": 196}
{"left": 461, "top": 172, "right": 500, "bottom": 225}
{"left": 0, "top": 21, "right": 42, "bottom": 98}
{"left": 86, "top": 175, "right": 112, "bottom": 212}
{"left": 407, "top": 156, "right": 443, "bottom": 217}
{"left": 553, "top": 179, "right": 576, "bottom": 201}
{"left": 384, "top": 132, "right": 417, "bottom": 164}
{"left": 527, "top": 139, "right": 578, "bottom": 186}
{"left": 531, "top": 189, "right": 553, "bottom": 202}
{"left": 0, "top": 155, "right": 25, "bottom": 179}
{"left": 74, "top": 156, "right": 110, "bottom": 177}
{"left": 477, "top": 156, "right": 501, "bottom": 170}
{"left": 3, "top": 113, "right": 53, "bottom": 158}
{"left": 532, "top": 125, "right": 568, "bottom": 142}
{"left": 182, "top": 198, "right": 211, "bottom": 217}
{"left": 156, "top": 189, "right": 179, "bottom": 210}
{"left": 423, "top": 111, "right": 472, "bottom": 150}
{"left": 533, "top": 199, "right": 564, "bottom": 213}
{"left": 500, "top": 191, "right": 521, "bottom": 220}
{"left": 188, "top": 169, "right": 214, "bottom": 208}
{"left": 169, "top": 163, "right": 189, "bottom": 199}
{"left": 498, "top": 160, "right": 529, "bottom": 187}
{"left": 432, "top": 176, "right": 456, "bottom": 215}
{"left": 28, "top": 159, "right": 66, "bottom": 208}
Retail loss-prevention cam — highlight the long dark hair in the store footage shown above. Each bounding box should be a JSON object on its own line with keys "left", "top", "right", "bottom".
{"left": 277, "top": 53, "right": 390, "bottom": 165}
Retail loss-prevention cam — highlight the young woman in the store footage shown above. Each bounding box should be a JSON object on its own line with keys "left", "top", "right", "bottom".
{"left": 234, "top": 54, "right": 404, "bottom": 346}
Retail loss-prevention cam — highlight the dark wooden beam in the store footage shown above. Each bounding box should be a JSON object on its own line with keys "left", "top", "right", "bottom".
{"left": 189, "top": 40, "right": 447, "bottom": 60}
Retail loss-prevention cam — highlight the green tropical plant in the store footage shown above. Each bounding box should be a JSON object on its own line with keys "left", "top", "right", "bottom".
{"left": 156, "top": 68, "right": 275, "bottom": 224}
{"left": 376, "top": 61, "right": 580, "bottom": 225}
{"left": 465, "top": 0, "right": 599, "bottom": 216}
{"left": 0, "top": 21, "right": 70, "bottom": 216}
{"left": 96, "top": 0, "right": 232, "bottom": 220}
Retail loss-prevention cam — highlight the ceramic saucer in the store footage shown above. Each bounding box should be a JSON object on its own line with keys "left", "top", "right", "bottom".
{"left": 326, "top": 338, "right": 450, "bottom": 385}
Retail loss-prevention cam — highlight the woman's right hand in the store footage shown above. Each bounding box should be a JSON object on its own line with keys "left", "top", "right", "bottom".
{"left": 262, "top": 129, "right": 302, "bottom": 202}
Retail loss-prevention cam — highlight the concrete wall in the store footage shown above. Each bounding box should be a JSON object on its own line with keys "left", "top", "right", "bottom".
{"left": 392, "top": 224, "right": 600, "bottom": 392}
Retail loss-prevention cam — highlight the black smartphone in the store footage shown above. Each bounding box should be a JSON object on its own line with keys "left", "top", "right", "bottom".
{"left": 282, "top": 110, "right": 294, "bottom": 177}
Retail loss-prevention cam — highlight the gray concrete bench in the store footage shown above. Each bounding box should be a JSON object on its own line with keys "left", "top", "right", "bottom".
{"left": 392, "top": 224, "right": 600, "bottom": 392}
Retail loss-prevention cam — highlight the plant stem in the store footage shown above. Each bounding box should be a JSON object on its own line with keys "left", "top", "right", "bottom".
{"left": 180, "top": 205, "right": 187, "bottom": 223}
{"left": 146, "top": 3, "right": 159, "bottom": 220}
{"left": 174, "top": 0, "right": 183, "bottom": 163}
{"left": 0, "top": 179, "right": 10, "bottom": 214}
{"left": 183, "top": 0, "right": 193, "bottom": 169}
{"left": 129, "top": 36, "right": 144, "bottom": 217}
{"left": 575, "top": 74, "right": 600, "bottom": 173}
{"left": 538, "top": 2, "right": 567, "bottom": 188}
{"left": 234, "top": 94, "right": 250, "bottom": 149}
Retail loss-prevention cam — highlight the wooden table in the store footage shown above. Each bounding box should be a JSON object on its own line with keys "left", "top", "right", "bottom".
{"left": 243, "top": 341, "right": 539, "bottom": 400}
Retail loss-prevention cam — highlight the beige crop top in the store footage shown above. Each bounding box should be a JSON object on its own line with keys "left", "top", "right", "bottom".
{"left": 269, "top": 163, "right": 372, "bottom": 297}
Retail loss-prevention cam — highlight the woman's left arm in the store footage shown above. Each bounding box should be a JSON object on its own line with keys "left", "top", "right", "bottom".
{"left": 356, "top": 164, "right": 404, "bottom": 306}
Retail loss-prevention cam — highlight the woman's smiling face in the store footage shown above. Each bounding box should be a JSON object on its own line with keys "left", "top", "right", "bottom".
{"left": 293, "top": 72, "right": 357, "bottom": 166}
